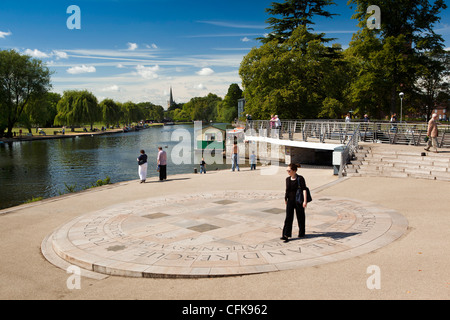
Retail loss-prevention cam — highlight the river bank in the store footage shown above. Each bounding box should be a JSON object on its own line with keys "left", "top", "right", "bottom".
{"left": 0, "top": 124, "right": 168, "bottom": 144}
{"left": 0, "top": 124, "right": 232, "bottom": 210}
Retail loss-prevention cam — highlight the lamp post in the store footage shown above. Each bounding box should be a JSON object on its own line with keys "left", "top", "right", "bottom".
{"left": 399, "top": 92, "right": 404, "bottom": 123}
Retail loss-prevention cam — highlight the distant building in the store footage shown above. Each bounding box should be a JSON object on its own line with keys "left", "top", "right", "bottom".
{"left": 434, "top": 102, "right": 448, "bottom": 121}
{"left": 195, "top": 124, "right": 226, "bottom": 151}
{"left": 167, "top": 87, "right": 175, "bottom": 109}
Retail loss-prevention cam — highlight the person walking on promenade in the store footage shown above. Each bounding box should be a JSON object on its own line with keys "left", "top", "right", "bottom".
{"left": 425, "top": 113, "right": 440, "bottom": 153}
{"left": 231, "top": 142, "right": 240, "bottom": 172}
{"left": 200, "top": 157, "right": 206, "bottom": 174}
{"left": 157, "top": 147, "right": 167, "bottom": 181}
{"left": 137, "top": 150, "right": 148, "bottom": 183}
{"left": 281, "top": 163, "right": 308, "bottom": 243}
{"left": 250, "top": 151, "right": 257, "bottom": 170}
{"left": 345, "top": 113, "right": 351, "bottom": 123}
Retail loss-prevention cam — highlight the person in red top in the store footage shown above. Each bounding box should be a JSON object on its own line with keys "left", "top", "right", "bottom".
{"left": 157, "top": 147, "right": 167, "bottom": 181}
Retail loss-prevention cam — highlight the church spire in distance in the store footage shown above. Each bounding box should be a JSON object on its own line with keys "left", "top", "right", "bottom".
{"left": 168, "top": 86, "right": 175, "bottom": 109}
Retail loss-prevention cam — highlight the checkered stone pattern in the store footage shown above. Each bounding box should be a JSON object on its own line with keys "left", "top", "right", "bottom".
{"left": 48, "top": 191, "right": 408, "bottom": 278}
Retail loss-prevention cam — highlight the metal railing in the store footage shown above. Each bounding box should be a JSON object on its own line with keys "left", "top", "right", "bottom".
{"left": 245, "top": 120, "right": 450, "bottom": 148}
{"left": 339, "top": 124, "right": 361, "bottom": 178}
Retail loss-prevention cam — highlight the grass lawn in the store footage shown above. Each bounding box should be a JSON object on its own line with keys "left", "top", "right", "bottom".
{"left": 9, "top": 123, "right": 165, "bottom": 137}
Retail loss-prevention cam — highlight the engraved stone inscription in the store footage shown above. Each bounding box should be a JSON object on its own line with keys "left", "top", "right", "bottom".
{"left": 48, "top": 191, "right": 408, "bottom": 278}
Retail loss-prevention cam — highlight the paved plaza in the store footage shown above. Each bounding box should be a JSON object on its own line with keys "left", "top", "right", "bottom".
{"left": 44, "top": 191, "right": 407, "bottom": 278}
{"left": 0, "top": 149, "right": 448, "bottom": 299}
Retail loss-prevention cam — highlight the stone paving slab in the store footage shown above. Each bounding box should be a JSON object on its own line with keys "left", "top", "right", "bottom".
{"left": 44, "top": 190, "right": 408, "bottom": 278}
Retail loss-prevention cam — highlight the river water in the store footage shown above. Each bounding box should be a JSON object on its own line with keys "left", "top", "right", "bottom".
{"left": 0, "top": 125, "right": 232, "bottom": 210}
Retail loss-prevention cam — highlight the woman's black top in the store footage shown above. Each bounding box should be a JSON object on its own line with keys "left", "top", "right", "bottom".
{"left": 285, "top": 175, "right": 307, "bottom": 202}
{"left": 138, "top": 154, "right": 148, "bottom": 165}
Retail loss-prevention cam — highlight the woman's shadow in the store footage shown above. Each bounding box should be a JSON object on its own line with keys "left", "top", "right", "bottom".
{"left": 288, "top": 231, "right": 360, "bottom": 242}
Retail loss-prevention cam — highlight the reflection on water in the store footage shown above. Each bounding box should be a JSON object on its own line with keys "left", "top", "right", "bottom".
{"left": 0, "top": 125, "right": 231, "bottom": 210}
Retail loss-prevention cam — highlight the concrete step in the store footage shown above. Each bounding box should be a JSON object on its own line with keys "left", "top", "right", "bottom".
{"left": 368, "top": 152, "right": 450, "bottom": 163}
{"left": 371, "top": 148, "right": 449, "bottom": 156}
{"left": 345, "top": 168, "right": 359, "bottom": 174}
{"left": 363, "top": 157, "right": 449, "bottom": 168}
{"left": 357, "top": 166, "right": 450, "bottom": 180}
{"left": 346, "top": 145, "right": 450, "bottom": 181}
{"left": 361, "top": 161, "right": 449, "bottom": 172}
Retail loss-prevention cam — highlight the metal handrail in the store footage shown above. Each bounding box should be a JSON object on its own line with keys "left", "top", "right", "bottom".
{"left": 245, "top": 120, "right": 450, "bottom": 148}
{"left": 339, "top": 124, "right": 361, "bottom": 178}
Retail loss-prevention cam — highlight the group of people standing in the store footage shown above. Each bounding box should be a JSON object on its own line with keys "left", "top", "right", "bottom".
{"left": 137, "top": 147, "right": 167, "bottom": 183}
{"left": 138, "top": 146, "right": 309, "bottom": 242}
{"left": 270, "top": 115, "right": 281, "bottom": 129}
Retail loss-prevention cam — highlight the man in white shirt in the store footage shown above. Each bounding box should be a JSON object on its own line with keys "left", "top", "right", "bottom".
{"left": 157, "top": 147, "right": 167, "bottom": 181}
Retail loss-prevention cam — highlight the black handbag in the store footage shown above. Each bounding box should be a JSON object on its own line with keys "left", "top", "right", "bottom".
{"left": 296, "top": 177, "right": 312, "bottom": 204}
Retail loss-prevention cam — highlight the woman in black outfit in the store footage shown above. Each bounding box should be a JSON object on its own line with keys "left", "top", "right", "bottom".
{"left": 281, "top": 163, "right": 307, "bottom": 242}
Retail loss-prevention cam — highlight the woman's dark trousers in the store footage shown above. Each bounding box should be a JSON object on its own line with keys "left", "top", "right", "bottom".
{"left": 283, "top": 200, "right": 305, "bottom": 237}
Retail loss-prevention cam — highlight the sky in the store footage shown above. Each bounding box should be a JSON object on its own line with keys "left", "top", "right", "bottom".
{"left": 0, "top": 0, "right": 449, "bottom": 108}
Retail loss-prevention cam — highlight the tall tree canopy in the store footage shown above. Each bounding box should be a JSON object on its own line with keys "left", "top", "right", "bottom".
{"left": 100, "top": 99, "right": 121, "bottom": 128}
{"left": 241, "top": 0, "right": 347, "bottom": 120}
{"left": 0, "top": 50, "right": 51, "bottom": 137}
{"left": 54, "top": 90, "right": 100, "bottom": 131}
{"left": 347, "top": 0, "right": 448, "bottom": 116}
{"left": 216, "top": 84, "right": 243, "bottom": 123}
{"left": 261, "top": 0, "right": 337, "bottom": 43}
{"left": 241, "top": 26, "right": 347, "bottom": 119}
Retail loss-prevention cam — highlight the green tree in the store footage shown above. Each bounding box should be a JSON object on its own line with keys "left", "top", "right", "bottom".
{"left": 347, "top": 0, "right": 448, "bottom": 116}
{"left": 217, "top": 84, "right": 243, "bottom": 123}
{"left": 183, "top": 94, "right": 222, "bottom": 122}
{"left": 171, "top": 108, "right": 190, "bottom": 122}
{"left": 100, "top": 99, "right": 121, "bottom": 128}
{"left": 240, "top": 26, "right": 346, "bottom": 120}
{"left": 138, "top": 102, "right": 165, "bottom": 122}
{"left": 0, "top": 50, "right": 52, "bottom": 138}
{"left": 319, "top": 97, "right": 345, "bottom": 119}
{"left": 43, "top": 92, "right": 61, "bottom": 127}
{"left": 19, "top": 92, "right": 61, "bottom": 133}
{"left": 121, "top": 101, "right": 143, "bottom": 125}
{"left": 415, "top": 50, "right": 450, "bottom": 120}
{"left": 261, "top": 0, "right": 336, "bottom": 44}
{"left": 54, "top": 90, "right": 100, "bottom": 131}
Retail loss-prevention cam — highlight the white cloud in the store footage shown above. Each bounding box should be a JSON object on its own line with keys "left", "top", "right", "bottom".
{"left": 196, "top": 67, "right": 214, "bottom": 76}
{"left": 136, "top": 64, "right": 160, "bottom": 79}
{"left": 195, "top": 83, "right": 207, "bottom": 90}
{"left": 24, "top": 49, "right": 69, "bottom": 60}
{"left": 0, "top": 31, "right": 12, "bottom": 39}
{"left": 197, "top": 20, "right": 265, "bottom": 29}
{"left": 67, "top": 65, "right": 96, "bottom": 74}
{"left": 117, "top": 64, "right": 125, "bottom": 68}
{"left": 435, "top": 24, "right": 450, "bottom": 34}
{"left": 241, "top": 37, "right": 251, "bottom": 42}
{"left": 24, "top": 49, "right": 49, "bottom": 58}
{"left": 127, "top": 42, "right": 138, "bottom": 51}
{"left": 53, "top": 51, "right": 68, "bottom": 59}
{"left": 101, "top": 85, "right": 121, "bottom": 92}
{"left": 146, "top": 44, "right": 158, "bottom": 49}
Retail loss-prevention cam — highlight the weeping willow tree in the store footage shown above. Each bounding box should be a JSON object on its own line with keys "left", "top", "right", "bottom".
{"left": 54, "top": 90, "right": 100, "bottom": 131}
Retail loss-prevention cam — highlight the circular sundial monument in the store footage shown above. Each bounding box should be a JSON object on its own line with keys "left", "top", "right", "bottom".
{"left": 44, "top": 191, "right": 408, "bottom": 278}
